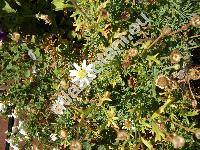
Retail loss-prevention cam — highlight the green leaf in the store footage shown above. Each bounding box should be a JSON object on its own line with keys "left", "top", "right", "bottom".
{"left": 141, "top": 137, "right": 153, "bottom": 150}
{"left": 151, "top": 122, "right": 165, "bottom": 141}
{"left": 24, "top": 70, "right": 31, "bottom": 77}
{"left": 2, "top": 1, "right": 16, "bottom": 13}
{"left": 185, "top": 110, "right": 199, "bottom": 117}
{"left": 51, "top": 0, "right": 67, "bottom": 11}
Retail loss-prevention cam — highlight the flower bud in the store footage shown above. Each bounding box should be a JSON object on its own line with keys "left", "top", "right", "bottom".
{"left": 12, "top": 32, "right": 20, "bottom": 42}
{"left": 173, "top": 64, "right": 180, "bottom": 70}
{"left": 170, "top": 50, "right": 181, "bottom": 64}
{"left": 171, "top": 135, "right": 185, "bottom": 149}
{"left": 0, "top": 103, "right": 6, "bottom": 112}
{"left": 60, "top": 130, "right": 67, "bottom": 139}
{"left": 191, "top": 15, "right": 200, "bottom": 27}
{"left": 70, "top": 140, "right": 82, "bottom": 150}
{"left": 0, "top": 40, "right": 3, "bottom": 48}
{"left": 195, "top": 129, "right": 200, "bottom": 139}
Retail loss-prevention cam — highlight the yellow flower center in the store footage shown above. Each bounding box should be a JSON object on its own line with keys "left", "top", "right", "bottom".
{"left": 77, "top": 69, "right": 87, "bottom": 79}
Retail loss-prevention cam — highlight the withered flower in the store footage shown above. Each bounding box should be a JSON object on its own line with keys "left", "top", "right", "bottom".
{"left": 155, "top": 75, "right": 170, "bottom": 89}
{"left": 170, "top": 50, "right": 182, "bottom": 64}
{"left": 116, "top": 130, "right": 128, "bottom": 141}
{"left": 70, "top": 140, "right": 82, "bottom": 150}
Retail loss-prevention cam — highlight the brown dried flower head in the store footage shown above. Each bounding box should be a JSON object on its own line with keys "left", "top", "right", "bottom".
{"left": 116, "top": 130, "right": 128, "bottom": 141}
{"left": 12, "top": 32, "right": 20, "bottom": 42}
{"left": 127, "top": 48, "right": 138, "bottom": 58}
{"left": 170, "top": 50, "right": 181, "bottom": 64}
{"left": 120, "top": 11, "right": 130, "bottom": 21}
{"left": 161, "top": 26, "right": 172, "bottom": 36}
{"left": 155, "top": 75, "right": 170, "bottom": 89}
{"left": 70, "top": 140, "right": 82, "bottom": 150}
{"left": 171, "top": 135, "right": 185, "bottom": 149}
{"left": 122, "top": 56, "right": 131, "bottom": 69}
{"left": 191, "top": 15, "right": 200, "bottom": 27}
{"left": 100, "top": 8, "right": 109, "bottom": 19}
{"left": 128, "top": 76, "right": 137, "bottom": 89}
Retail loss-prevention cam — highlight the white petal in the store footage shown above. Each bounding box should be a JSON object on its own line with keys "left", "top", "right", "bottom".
{"left": 72, "top": 77, "right": 79, "bottom": 83}
{"left": 82, "top": 60, "right": 87, "bottom": 69}
{"left": 86, "top": 64, "right": 93, "bottom": 71}
{"left": 79, "top": 80, "right": 84, "bottom": 88}
{"left": 69, "top": 70, "right": 78, "bottom": 76}
{"left": 73, "top": 63, "right": 80, "bottom": 70}
{"left": 83, "top": 78, "right": 90, "bottom": 85}
{"left": 88, "top": 73, "right": 96, "bottom": 79}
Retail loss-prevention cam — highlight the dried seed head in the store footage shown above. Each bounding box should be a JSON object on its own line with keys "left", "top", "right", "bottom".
{"left": 127, "top": 48, "right": 138, "bottom": 58}
{"left": 100, "top": 8, "right": 109, "bottom": 19}
{"left": 116, "top": 130, "right": 128, "bottom": 141}
{"left": 12, "top": 32, "right": 20, "bottom": 42}
{"left": 128, "top": 76, "right": 137, "bottom": 89}
{"left": 171, "top": 135, "right": 185, "bottom": 149}
{"left": 170, "top": 50, "right": 182, "bottom": 64}
{"left": 155, "top": 75, "right": 170, "bottom": 89}
{"left": 188, "top": 68, "right": 200, "bottom": 80}
{"left": 192, "top": 100, "right": 197, "bottom": 108}
{"left": 191, "top": 15, "right": 200, "bottom": 27}
{"left": 195, "top": 129, "right": 200, "bottom": 139}
{"left": 120, "top": 11, "right": 130, "bottom": 21}
{"left": 60, "top": 130, "right": 67, "bottom": 139}
{"left": 161, "top": 26, "right": 172, "bottom": 36}
{"left": 122, "top": 56, "right": 131, "bottom": 69}
{"left": 70, "top": 140, "right": 82, "bottom": 150}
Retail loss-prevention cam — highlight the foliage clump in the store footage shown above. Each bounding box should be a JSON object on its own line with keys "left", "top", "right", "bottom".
{"left": 0, "top": 0, "right": 200, "bottom": 149}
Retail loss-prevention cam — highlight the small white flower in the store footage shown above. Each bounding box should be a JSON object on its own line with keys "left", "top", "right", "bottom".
{"left": 51, "top": 96, "right": 66, "bottom": 115}
{"left": 0, "top": 103, "right": 6, "bottom": 112}
{"left": 50, "top": 134, "right": 58, "bottom": 141}
{"left": 70, "top": 60, "right": 96, "bottom": 87}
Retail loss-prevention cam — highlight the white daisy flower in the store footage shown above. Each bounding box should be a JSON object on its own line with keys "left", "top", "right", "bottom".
{"left": 0, "top": 103, "right": 6, "bottom": 112}
{"left": 70, "top": 60, "right": 96, "bottom": 88}
{"left": 50, "top": 134, "right": 58, "bottom": 141}
{"left": 51, "top": 96, "right": 66, "bottom": 115}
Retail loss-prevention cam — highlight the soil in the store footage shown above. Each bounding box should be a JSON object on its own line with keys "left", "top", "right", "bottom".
{"left": 0, "top": 117, "right": 7, "bottom": 150}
